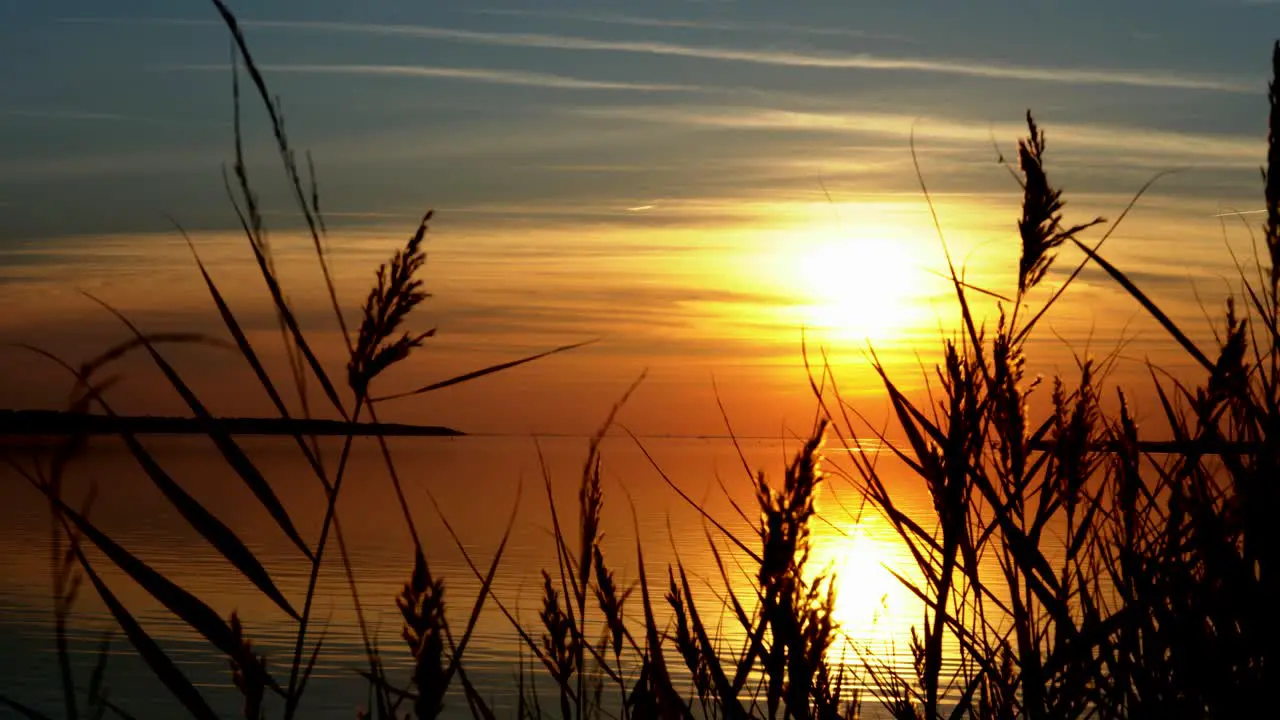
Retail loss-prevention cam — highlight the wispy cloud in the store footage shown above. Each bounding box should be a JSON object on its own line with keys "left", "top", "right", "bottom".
{"left": 238, "top": 20, "right": 1254, "bottom": 93}
{"left": 572, "top": 106, "right": 1265, "bottom": 165}
{"left": 165, "top": 63, "right": 700, "bottom": 92}
{"left": 464, "top": 8, "right": 912, "bottom": 43}
{"left": 61, "top": 17, "right": 1254, "bottom": 93}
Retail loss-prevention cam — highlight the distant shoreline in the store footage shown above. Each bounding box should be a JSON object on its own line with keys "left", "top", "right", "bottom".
{"left": 0, "top": 410, "right": 463, "bottom": 438}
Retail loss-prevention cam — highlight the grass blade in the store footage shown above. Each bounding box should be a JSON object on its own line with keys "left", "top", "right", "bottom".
{"left": 219, "top": 167, "right": 348, "bottom": 418}
{"left": 178, "top": 228, "right": 293, "bottom": 428}
{"left": 624, "top": 427, "right": 761, "bottom": 564}
{"left": 51, "top": 496, "right": 243, "bottom": 663}
{"left": 26, "top": 345, "right": 300, "bottom": 620}
{"left": 210, "top": 0, "right": 352, "bottom": 348}
{"left": 73, "top": 546, "right": 219, "bottom": 720}
{"left": 85, "top": 294, "right": 314, "bottom": 560}
{"left": 443, "top": 484, "right": 521, "bottom": 685}
{"left": 371, "top": 340, "right": 595, "bottom": 402}
{"left": 1071, "top": 238, "right": 1214, "bottom": 372}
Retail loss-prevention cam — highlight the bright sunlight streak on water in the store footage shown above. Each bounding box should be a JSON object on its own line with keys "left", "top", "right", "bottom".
{"left": 810, "top": 515, "right": 915, "bottom": 649}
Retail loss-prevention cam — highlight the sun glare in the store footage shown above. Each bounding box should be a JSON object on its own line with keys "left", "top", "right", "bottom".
{"left": 808, "top": 517, "right": 915, "bottom": 652}
{"left": 792, "top": 226, "right": 933, "bottom": 344}
{"left": 833, "top": 527, "right": 902, "bottom": 626}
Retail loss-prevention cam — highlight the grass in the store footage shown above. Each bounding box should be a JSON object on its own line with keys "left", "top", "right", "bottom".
{"left": 0, "top": 1, "right": 1276, "bottom": 717}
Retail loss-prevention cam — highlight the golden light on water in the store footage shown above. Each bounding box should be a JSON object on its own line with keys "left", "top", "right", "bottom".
{"left": 827, "top": 525, "right": 900, "bottom": 628}
{"left": 809, "top": 513, "right": 919, "bottom": 660}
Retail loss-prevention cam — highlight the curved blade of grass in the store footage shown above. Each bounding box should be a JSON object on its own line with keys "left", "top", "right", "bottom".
{"left": 73, "top": 545, "right": 219, "bottom": 720}
{"left": 876, "top": 364, "right": 945, "bottom": 484}
{"left": 444, "top": 481, "right": 521, "bottom": 685}
{"left": 922, "top": 267, "right": 1013, "bottom": 302}
{"left": 676, "top": 563, "right": 745, "bottom": 718}
{"left": 631, "top": 508, "right": 689, "bottom": 720}
{"left": 370, "top": 340, "right": 595, "bottom": 402}
{"left": 87, "top": 632, "right": 112, "bottom": 718}
{"left": 534, "top": 439, "right": 584, "bottom": 647}
{"left": 1071, "top": 239, "right": 1214, "bottom": 372}
{"left": 219, "top": 168, "right": 348, "bottom": 418}
{"left": 100, "top": 699, "right": 140, "bottom": 720}
{"left": 177, "top": 226, "right": 291, "bottom": 424}
{"left": 210, "top": 0, "right": 351, "bottom": 348}
{"left": 911, "top": 127, "right": 988, "bottom": 374}
{"left": 78, "top": 333, "right": 230, "bottom": 381}
{"left": 51, "top": 499, "right": 244, "bottom": 658}
{"left": 177, "top": 227, "right": 332, "bottom": 488}
{"left": 623, "top": 427, "right": 760, "bottom": 564}
{"left": 704, "top": 528, "right": 756, "bottom": 636}
{"left": 457, "top": 665, "right": 497, "bottom": 720}
{"left": 22, "top": 344, "right": 300, "bottom": 620}
{"left": 357, "top": 671, "right": 418, "bottom": 703}
{"left": 420, "top": 487, "right": 563, "bottom": 682}
{"left": 85, "top": 293, "right": 313, "bottom": 560}
{"left": 112, "top": 426, "right": 299, "bottom": 619}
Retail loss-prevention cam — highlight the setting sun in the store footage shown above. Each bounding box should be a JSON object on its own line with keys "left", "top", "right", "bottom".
{"left": 792, "top": 225, "right": 934, "bottom": 344}
{"left": 3, "top": 1, "right": 1275, "bottom": 716}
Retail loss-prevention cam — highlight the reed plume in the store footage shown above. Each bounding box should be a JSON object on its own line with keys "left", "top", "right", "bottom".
{"left": 1016, "top": 112, "right": 1104, "bottom": 295}
{"left": 398, "top": 550, "right": 449, "bottom": 719}
{"left": 349, "top": 213, "right": 435, "bottom": 400}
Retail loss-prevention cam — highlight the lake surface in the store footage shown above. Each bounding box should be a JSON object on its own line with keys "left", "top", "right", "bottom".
{"left": 0, "top": 433, "right": 953, "bottom": 718}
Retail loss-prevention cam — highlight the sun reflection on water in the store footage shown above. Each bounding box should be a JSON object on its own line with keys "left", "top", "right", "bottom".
{"left": 808, "top": 512, "right": 920, "bottom": 671}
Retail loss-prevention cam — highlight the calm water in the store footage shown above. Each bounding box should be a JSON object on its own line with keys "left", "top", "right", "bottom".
{"left": 0, "top": 434, "right": 948, "bottom": 718}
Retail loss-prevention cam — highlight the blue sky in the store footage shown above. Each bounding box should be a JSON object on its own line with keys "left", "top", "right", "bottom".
{"left": 2, "top": 0, "right": 1277, "bottom": 239}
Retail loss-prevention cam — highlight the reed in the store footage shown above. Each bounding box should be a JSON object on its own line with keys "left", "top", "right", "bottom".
{"left": 3, "top": 1, "right": 1276, "bottom": 717}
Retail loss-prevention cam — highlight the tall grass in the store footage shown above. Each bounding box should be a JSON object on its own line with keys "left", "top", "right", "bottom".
{"left": 1, "top": 2, "right": 1276, "bottom": 717}
{"left": 808, "top": 44, "right": 1280, "bottom": 718}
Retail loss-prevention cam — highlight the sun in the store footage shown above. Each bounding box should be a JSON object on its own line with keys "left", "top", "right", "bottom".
{"left": 793, "top": 227, "right": 932, "bottom": 345}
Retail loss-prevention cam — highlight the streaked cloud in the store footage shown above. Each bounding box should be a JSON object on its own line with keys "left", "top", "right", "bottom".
{"left": 61, "top": 17, "right": 1254, "bottom": 93}
{"left": 465, "top": 8, "right": 912, "bottom": 43}
{"left": 237, "top": 20, "right": 1254, "bottom": 93}
{"left": 572, "top": 106, "right": 1265, "bottom": 165}
{"left": 165, "top": 63, "right": 700, "bottom": 92}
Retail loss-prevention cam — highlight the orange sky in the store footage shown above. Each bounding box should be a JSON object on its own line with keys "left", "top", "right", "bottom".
{"left": 3, "top": 2, "right": 1276, "bottom": 438}
{"left": 0, "top": 185, "right": 1253, "bottom": 438}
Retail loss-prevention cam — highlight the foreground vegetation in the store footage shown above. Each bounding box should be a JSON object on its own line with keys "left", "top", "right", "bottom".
{"left": 1, "top": 2, "right": 1276, "bottom": 718}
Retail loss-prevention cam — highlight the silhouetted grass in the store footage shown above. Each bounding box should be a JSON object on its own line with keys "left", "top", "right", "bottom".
{"left": 2, "top": 1, "right": 1276, "bottom": 718}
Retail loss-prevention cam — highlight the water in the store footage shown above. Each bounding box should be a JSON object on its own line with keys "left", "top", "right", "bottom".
{"left": 0, "top": 434, "right": 944, "bottom": 718}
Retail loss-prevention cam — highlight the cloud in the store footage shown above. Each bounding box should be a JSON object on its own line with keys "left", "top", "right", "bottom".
{"left": 63, "top": 17, "right": 1254, "bottom": 93}
{"left": 166, "top": 63, "right": 700, "bottom": 92}
{"left": 464, "top": 8, "right": 912, "bottom": 43}
{"left": 570, "top": 106, "right": 1264, "bottom": 166}
{"left": 237, "top": 20, "right": 1254, "bottom": 93}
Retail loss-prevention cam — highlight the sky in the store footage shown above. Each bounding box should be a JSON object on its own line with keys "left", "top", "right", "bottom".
{"left": 1, "top": 0, "right": 1278, "bottom": 435}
